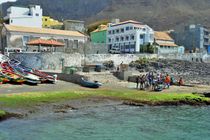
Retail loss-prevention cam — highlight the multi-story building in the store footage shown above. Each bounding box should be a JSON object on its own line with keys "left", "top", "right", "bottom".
{"left": 42, "top": 16, "right": 63, "bottom": 29}
{"left": 4, "top": 5, "right": 42, "bottom": 28}
{"left": 107, "top": 20, "right": 154, "bottom": 53}
{"left": 64, "top": 20, "right": 85, "bottom": 32}
{"left": 172, "top": 24, "right": 210, "bottom": 52}
{"left": 90, "top": 24, "right": 107, "bottom": 44}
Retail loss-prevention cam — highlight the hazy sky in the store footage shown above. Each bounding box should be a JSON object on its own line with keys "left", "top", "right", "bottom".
{"left": 0, "top": 0, "right": 17, "bottom": 4}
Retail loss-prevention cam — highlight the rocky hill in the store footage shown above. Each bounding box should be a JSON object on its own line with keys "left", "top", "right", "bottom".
{"left": 2, "top": 0, "right": 210, "bottom": 30}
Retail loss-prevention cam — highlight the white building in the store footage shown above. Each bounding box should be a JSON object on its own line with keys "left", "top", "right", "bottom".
{"left": 4, "top": 5, "right": 43, "bottom": 28}
{"left": 107, "top": 20, "right": 154, "bottom": 53}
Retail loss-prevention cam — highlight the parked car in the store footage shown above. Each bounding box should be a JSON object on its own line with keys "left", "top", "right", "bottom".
{"left": 109, "top": 48, "right": 121, "bottom": 54}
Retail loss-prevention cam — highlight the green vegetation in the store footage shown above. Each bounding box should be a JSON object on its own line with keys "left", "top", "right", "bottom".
{"left": 140, "top": 44, "right": 156, "bottom": 54}
{"left": 0, "top": 89, "right": 209, "bottom": 110}
{"left": 0, "top": 110, "right": 6, "bottom": 118}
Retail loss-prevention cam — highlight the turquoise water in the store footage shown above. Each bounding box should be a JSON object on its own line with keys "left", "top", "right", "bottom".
{"left": 1, "top": 105, "right": 210, "bottom": 140}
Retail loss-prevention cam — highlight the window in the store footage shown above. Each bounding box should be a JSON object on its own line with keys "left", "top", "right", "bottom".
{"left": 121, "top": 37, "right": 124, "bottom": 41}
{"left": 116, "top": 37, "right": 119, "bottom": 42}
{"left": 126, "top": 36, "right": 129, "bottom": 41}
{"left": 126, "top": 26, "right": 129, "bottom": 31}
{"left": 116, "top": 29, "right": 119, "bottom": 33}
{"left": 64, "top": 39, "right": 69, "bottom": 48}
{"left": 73, "top": 40, "right": 79, "bottom": 49}
{"left": 131, "top": 35, "right": 135, "bottom": 40}
{"left": 108, "top": 38, "right": 111, "bottom": 43}
{"left": 121, "top": 28, "right": 124, "bottom": 33}
{"left": 130, "top": 26, "right": 133, "bottom": 30}
{"left": 140, "top": 35, "right": 144, "bottom": 39}
{"left": 10, "top": 20, "right": 13, "bottom": 23}
{"left": 112, "top": 30, "right": 115, "bottom": 34}
{"left": 36, "top": 13, "right": 39, "bottom": 16}
{"left": 108, "top": 31, "right": 111, "bottom": 34}
{"left": 45, "top": 19, "right": 47, "bottom": 21}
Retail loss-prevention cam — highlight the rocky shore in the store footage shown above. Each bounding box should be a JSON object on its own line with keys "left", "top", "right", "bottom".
{"left": 130, "top": 59, "right": 210, "bottom": 85}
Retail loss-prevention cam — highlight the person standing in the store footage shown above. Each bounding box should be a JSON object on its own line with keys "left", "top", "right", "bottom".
{"left": 140, "top": 75, "right": 145, "bottom": 90}
{"left": 164, "top": 74, "right": 171, "bottom": 88}
{"left": 178, "top": 77, "right": 184, "bottom": 86}
{"left": 136, "top": 76, "right": 140, "bottom": 89}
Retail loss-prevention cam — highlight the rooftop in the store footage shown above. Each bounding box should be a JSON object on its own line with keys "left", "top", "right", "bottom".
{"left": 111, "top": 20, "right": 143, "bottom": 27}
{"left": 4, "top": 24, "right": 85, "bottom": 37}
{"left": 92, "top": 25, "right": 107, "bottom": 33}
{"left": 154, "top": 31, "right": 173, "bottom": 41}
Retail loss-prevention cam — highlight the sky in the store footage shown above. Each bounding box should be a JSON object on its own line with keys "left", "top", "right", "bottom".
{"left": 0, "top": 0, "right": 17, "bottom": 4}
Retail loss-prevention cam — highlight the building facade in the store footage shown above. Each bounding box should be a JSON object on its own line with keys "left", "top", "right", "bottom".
{"left": 42, "top": 16, "right": 63, "bottom": 29}
{"left": 4, "top": 5, "right": 42, "bottom": 28}
{"left": 90, "top": 24, "right": 107, "bottom": 44}
{"left": 172, "top": 24, "right": 210, "bottom": 52}
{"left": 64, "top": 20, "right": 85, "bottom": 32}
{"left": 154, "top": 31, "right": 180, "bottom": 54}
{"left": 0, "top": 24, "right": 87, "bottom": 54}
{"left": 106, "top": 20, "right": 154, "bottom": 53}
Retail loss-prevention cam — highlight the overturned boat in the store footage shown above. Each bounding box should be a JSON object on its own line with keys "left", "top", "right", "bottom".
{"left": 80, "top": 77, "right": 102, "bottom": 88}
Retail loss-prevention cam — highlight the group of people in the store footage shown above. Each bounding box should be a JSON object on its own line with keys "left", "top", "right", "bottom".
{"left": 135, "top": 72, "right": 184, "bottom": 91}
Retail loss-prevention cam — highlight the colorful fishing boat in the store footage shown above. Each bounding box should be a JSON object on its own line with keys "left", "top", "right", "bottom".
{"left": 9, "top": 59, "right": 56, "bottom": 83}
{"left": 0, "top": 74, "right": 10, "bottom": 84}
{"left": 0, "top": 70, "right": 25, "bottom": 84}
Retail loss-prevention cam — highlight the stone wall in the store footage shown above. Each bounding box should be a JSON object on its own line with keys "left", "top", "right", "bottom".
{"left": 9, "top": 53, "right": 157, "bottom": 70}
{"left": 9, "top": 52, "right": 210, "bottom": 71}
{"left": 10, "top": 53, "right": 82, "bottom": 70}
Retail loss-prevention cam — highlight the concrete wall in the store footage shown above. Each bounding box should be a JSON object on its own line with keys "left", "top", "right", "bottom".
{"left": 46, "top": 72, "right": 85, "bottom": 85}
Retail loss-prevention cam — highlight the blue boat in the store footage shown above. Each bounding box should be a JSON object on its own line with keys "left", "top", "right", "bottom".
{"left": 80, "top": 78, "right": 102, "bottom": 88}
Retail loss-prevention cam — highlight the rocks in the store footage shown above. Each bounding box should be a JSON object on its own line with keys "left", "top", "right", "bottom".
{"left": 129, "top": 59, "right": 210, "bottom": 85}
{"left": 53, "top": 104, "right": 77, "bottom": 114}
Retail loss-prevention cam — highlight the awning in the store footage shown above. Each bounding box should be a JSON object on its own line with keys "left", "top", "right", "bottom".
{"left": 27, "top": 39, "right": 64, "bottom": 47}
{"left": 156, "top": 42, "right": 178, "bottom": 47}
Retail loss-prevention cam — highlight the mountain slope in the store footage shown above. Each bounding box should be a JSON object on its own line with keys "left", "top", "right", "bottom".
{"left": 2, "top": 0, "right": 210, "bottom": 30}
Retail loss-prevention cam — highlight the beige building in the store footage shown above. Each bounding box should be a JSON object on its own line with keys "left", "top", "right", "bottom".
{"left": 154, "top": 31, "right": 179, "bottom": 54}
{"left": 0, "top": 24, "right": 87, "bottom": 53}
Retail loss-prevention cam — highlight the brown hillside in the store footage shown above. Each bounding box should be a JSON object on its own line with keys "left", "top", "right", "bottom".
{"left": 87, "top": 0, "right": 210, "bottom": 30}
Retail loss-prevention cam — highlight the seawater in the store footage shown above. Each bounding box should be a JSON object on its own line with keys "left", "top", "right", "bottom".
{"left": 0, "top": 105, "right": 210, "bottom": 140}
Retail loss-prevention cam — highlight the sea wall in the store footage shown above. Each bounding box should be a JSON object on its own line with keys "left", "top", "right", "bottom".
{"left": 9, "top": 52, "right": 210, "bottom": 70}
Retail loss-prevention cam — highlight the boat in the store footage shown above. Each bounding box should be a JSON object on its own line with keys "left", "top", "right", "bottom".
{"left": 0, "top": 70, "right": 25, "bottom": 84}
{"left": 0, "top": 73, "right": 10, "bottom": 84}
{"left": 80, "top": 78, "right": 102, "bottom": 88}
{"left": 9, "top": 59, "right": 56, "bottom": 83}
{"left": 1, "top": 62, "right": 39, "bottom": 85}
